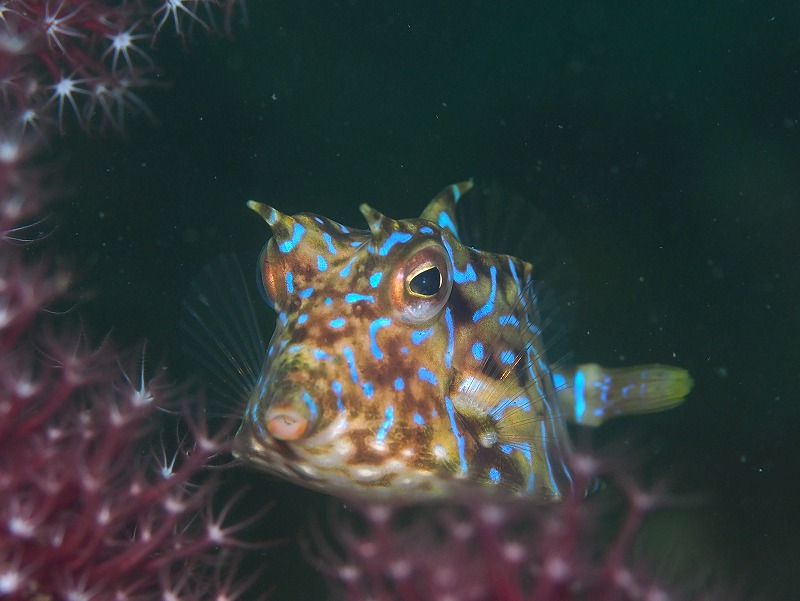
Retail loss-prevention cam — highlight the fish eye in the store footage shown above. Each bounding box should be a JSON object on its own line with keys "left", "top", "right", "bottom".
{"left": 407, "top": 265, "right": 442, "bottom": 297}
{"left": 389, "top": 242, "right": 452, "bottom": 323}
{"left": 258, "top": 239, "right": 289, "bottom": 311}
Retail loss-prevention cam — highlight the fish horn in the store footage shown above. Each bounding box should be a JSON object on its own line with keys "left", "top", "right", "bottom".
{"left": 247, "top": 201, "right": 305, "bottom": 253}
{"left": 359, "top": 203, "right": 386, "bottom": 236}
{"left": 247, "top": 200, "right": 282, "bottom": 226}
{"left": 419, "top": 181, "right": 474, "bottom": 240}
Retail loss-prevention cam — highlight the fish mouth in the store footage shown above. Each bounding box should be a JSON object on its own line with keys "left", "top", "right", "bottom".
{"left": 231, "top": 429, "right": 324, "bottom": 489}
{"left": 233, "top": 352, "right": 334, "bottom": 467}
{"left": 264, "top": 405, "right": 310, "bottom": 440}
{"left": 232, "top": 412, "right": 308, "bottom": 476}
{"left": 232, "top": 413, "right": 347, "bottom": 493}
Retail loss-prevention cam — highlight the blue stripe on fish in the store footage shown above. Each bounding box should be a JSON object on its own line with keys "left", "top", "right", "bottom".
{"left": 369, "top": 317, "right": 392, "bottom": 360}
{"left": 472, "top": 265, "right": 497, "bottom": 322}
{"left": 279, "top": 223, "right": 306, "bottom": 252}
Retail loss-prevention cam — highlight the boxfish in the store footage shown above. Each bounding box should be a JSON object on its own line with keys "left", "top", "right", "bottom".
{"left": 185, "top": 182, "right": 692, "bottom": 502}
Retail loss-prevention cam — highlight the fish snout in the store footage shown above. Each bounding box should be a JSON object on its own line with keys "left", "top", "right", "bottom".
{"left": 245, "top": 363, "right": 326, "bottom": 444}
{"left": 263, "top": 383, "right": 320, "bottom": 441}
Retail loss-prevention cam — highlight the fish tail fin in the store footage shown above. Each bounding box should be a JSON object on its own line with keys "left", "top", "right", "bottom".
{"left": 554, "top": 363, "right": 693, "bottom": 426}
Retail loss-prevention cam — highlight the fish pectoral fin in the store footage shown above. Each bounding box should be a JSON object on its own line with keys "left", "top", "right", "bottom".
{"left": 555, "top": 363, "right": 693, "bottom": 426}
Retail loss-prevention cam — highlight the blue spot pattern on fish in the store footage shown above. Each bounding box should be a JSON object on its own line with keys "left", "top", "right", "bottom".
{"left": 226, "top": 182, "right": 693, "bottom": 502}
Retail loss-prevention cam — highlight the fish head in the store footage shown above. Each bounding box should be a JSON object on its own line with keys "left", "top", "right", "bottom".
{"left": 235, "top": 194, "right": 462, "bottom": 498}
{"left": 234, "top": 183, "right": 574, "bottom": 501}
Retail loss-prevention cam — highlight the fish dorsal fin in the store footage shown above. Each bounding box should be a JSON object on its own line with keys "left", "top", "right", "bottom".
{"left": 419, "top": 181, "right": 474, "bottom": 241}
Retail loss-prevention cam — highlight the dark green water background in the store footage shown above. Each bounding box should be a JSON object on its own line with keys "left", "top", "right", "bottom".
{"left": 52, "top": 2, "right": 798, "bottom": 599}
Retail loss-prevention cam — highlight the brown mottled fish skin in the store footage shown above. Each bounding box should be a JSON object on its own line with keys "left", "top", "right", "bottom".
{"left": 233, "top": 183, "right": 693, "bottom": 502}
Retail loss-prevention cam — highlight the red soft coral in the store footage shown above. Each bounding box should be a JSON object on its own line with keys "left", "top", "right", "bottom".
{"left": 0, "top": 111, "right": 262, "bottom": 601}
{"left": 315, "top": 455, "right": 731, "bottom": 601}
